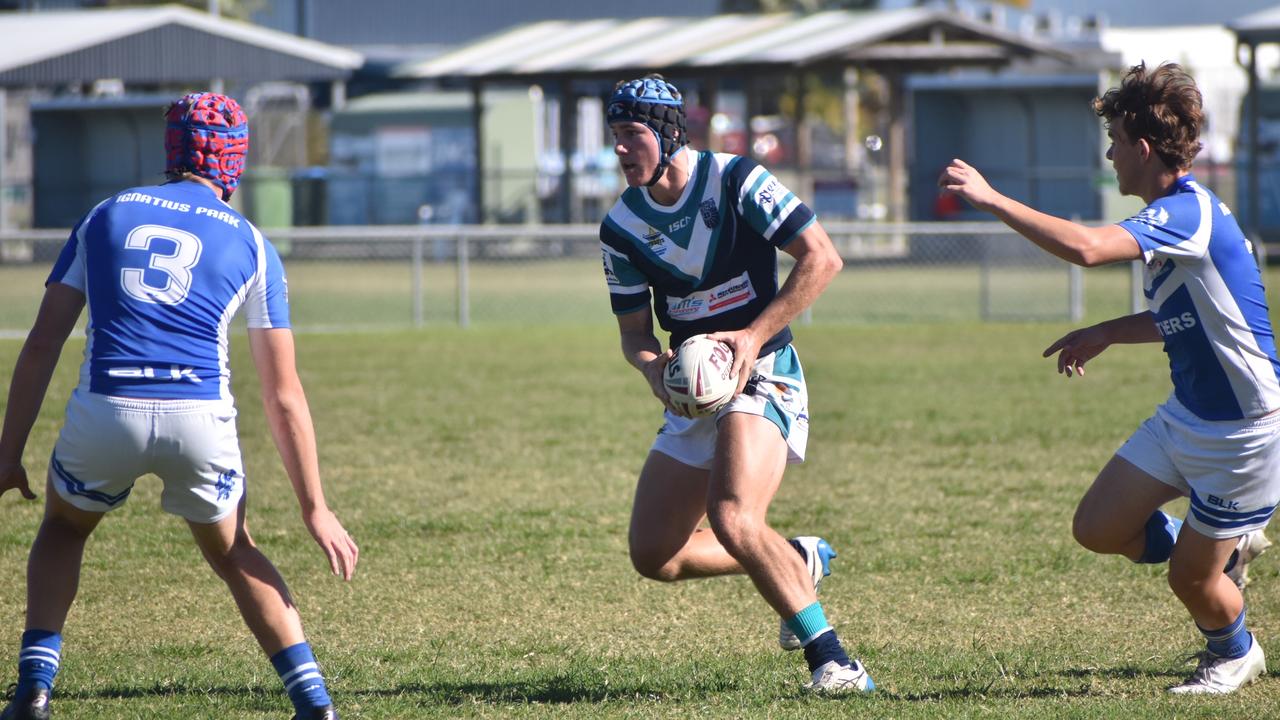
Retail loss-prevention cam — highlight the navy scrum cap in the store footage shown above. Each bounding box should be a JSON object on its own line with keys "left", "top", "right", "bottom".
{"left": 607, "top": 75, "right": 689, "bottom": 186}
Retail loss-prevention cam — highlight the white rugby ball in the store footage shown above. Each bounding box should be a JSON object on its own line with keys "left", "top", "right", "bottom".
{"left": 663, "top": 334, "right": 736, "bottom": 417}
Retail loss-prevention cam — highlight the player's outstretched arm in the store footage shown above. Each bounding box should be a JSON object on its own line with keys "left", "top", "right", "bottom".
{"left": 1043, "top": 312, "right": 1161, "bottom": 377}
{"left": 247, "top": 327, "right": 358, "bottom": 580}
{"left": 938, "top": 159, "right": 1141, "bottom": 267}
{"left": 617, "top": 309, "right": 684, "bottom": 416}
{"left": 0, "top": 283, "right": 84, "bottom": 502}
{"left": 709, "top": 221, "right": 842, "bottom": 393}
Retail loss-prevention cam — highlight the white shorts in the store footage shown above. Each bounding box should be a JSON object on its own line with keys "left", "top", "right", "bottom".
{"left": 651, "top": 344, "right": 809, "bottom": 470}
{"left": 49, "top": 390, "right": 245, "bottom": 523}
{"left": 1117, "top": 395, "right": 1280, "bottom": 539}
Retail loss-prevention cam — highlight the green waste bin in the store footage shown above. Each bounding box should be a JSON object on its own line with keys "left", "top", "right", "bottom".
{"left": 243, "top": 167, "right": 293, "bottom": 254}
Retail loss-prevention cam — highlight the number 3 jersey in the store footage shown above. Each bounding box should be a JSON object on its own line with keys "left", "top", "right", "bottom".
{"left": 599, "top": 151, "right": 815, "bottom": 356}
{"left": 47, "top": 180, "right": 290, "bottom": 401}
{"left": 1119, "top": 173, "right": 1280, "bottom": 421}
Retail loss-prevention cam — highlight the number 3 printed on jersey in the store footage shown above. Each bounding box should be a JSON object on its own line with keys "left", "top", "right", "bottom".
{"left": 121, "top": 224, "right": 203, "bottom": 304}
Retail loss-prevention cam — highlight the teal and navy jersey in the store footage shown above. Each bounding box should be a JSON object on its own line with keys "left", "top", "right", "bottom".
{"left": 1118, "top": 174, "right": 1280, "bottom": 421}
{"left": 47, "top": 180, "right": 290, "bottom": 402}
{"left": 599, "top": 150, "right": 815, "bottom": 353}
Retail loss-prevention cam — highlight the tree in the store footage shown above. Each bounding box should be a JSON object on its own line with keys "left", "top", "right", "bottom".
{"left": 102, "top": 0, "right": 264, "bottom": 22}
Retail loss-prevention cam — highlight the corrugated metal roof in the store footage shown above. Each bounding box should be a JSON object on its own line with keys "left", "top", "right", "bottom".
{"left": 0, "top": 5, "right": 362, "bottom": 86}
{"left": 396, "top": 8, "right": 1070, "bottom": 80}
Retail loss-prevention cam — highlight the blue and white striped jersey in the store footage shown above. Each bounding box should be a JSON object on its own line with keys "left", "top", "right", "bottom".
{"left": 1119, "top": 174, "right": 1280, "bottom": 421}
{"left": 599, "top": 151, "right": 815, "bottom": 354}
{"left": 47, "top": 180, "right": 290, "bottom": 402}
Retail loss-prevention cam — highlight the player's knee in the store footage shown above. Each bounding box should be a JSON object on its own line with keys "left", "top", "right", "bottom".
{"left": 1166, "top": 559, "right": 1214, "bottom": 600}
{"left": 628, "top": 543, "right": 679, "bottom": 582}
{"left": 1071, "top": 507, "right": 1112, "bottom": 554}
{"left": 39, "top": 512, "right": 96, "bottom": 543}
{"left": 706, "top": 504, "right": 761, "bottom": 559}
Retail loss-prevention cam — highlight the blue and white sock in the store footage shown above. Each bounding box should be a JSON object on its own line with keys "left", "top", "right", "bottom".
{"left": 1200, "top": 608, "right": 1253, "bottom": 660}
{"left": 15, "top": 629, "right": 61, "bottom": 697}
{"left": 785, "top": 603, "right": 851, "bottom": 672}
{"left": 270, "top": 642, "right": 332, "bottom": 714}
{"left": 1137, "top": 511, "right": 1182, "bottom": 564}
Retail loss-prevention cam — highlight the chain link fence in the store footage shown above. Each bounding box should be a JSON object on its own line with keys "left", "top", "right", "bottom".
{"left": 0, "top": 222, "right": 1142, "bottom": 336}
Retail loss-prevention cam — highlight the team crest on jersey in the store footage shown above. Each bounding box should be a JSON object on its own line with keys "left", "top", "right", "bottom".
{"left": 699, "top": 199, "right": 720, "bottom": 228}
{"left": 1132, "top": 206, "right": 1170, "bottom": 227}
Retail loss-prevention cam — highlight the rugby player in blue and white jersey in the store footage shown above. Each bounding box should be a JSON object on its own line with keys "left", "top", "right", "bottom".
{"left": 0, "top": 93, "right": 357, "bottom": 720}
{"left": 600, "top": 75, "right": 872, "bottom": 693}
{"left": 940, "top": 62, "right": 1279, "bottom": 694}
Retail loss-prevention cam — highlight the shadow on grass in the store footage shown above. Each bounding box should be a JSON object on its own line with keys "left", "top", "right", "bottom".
{"left": 57, "top": 664, "right": 1249, "bottom": 708}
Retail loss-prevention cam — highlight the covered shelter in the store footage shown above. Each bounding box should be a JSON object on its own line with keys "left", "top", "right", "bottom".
{"left": 396, "top": 7, "right": 1076, "bottom": 223}
{"left": 0, "top": 4, "right": 363, "bottom": 228}
{"left": 1230, "top": 5, "right": 1280, "bottom": 239}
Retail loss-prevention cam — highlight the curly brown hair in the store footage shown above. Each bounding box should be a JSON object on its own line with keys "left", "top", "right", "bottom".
{"left": 1093, "top": 62, "right": 1203, "bottom": 170}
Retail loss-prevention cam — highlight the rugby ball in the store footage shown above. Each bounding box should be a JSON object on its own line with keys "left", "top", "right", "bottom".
{"left": 663, "top": 334, "right": 736, "bottom": 417}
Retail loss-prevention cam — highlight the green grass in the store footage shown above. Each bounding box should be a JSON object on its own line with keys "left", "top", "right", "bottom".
{"left": 0, "top": 258, "right": 1142, "bottom": 334}
{"left": 3, "top": 318, "right": 1280, "bottom": 718}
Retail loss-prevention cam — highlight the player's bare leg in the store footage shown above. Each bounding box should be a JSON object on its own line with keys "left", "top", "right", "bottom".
{"left": 188, "top": 499, "right": 336, "bottom": 717}
{"left": 0, "top": 480, "right": 106, "bottom": 719}
{"left": 707, "top": 412, "right": 872, "bottom": 692}
{"left": 705, "top": 413, "right": 810, "bottom": 616}
{"left": 1169, "top": 528, "right": 1243, "bottom": 630}
{"left": 187, "top": 499, "right": 305, "bottom": 654}
{"left": 25, "top": 483, "right": 104, "bottom": 633}
{"left": 1072, "top": 455, "right": 1182, "bottom": 561}
{"left": 1166, "top": 526, "right": 1266, "bottom": 693}
{"left": 628, "top": 451, "right": 742, "bottom": 581}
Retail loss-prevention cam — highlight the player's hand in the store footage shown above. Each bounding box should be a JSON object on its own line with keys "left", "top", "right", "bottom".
{"left": 705, "top": 328, "right": 764, "bottom": 395}
{"left": 642, "top": 350, "right": 686, "bottom": 416}
{"left": 0, "top": 462, "right": 36, "bottom": 501}
{"left": 303, "top": 507, "right": 359, "bottom": 581}
{"left": 937, "top": 159, "right": 999, "bottom": 212}
{"left": 1043, "top": 325, "right": 1111, "bottom": 377}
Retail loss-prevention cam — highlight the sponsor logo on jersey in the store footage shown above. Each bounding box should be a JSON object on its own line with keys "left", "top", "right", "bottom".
{"left": 757, "top": 178, "right": 780, "bottom": 211}
{"left": 106, "top": 365, "right": 203, "bottom": 383}
{"left": 602, "top": 255, "right": 620, "bottom": 285}
{"left": 1155, "top": 311, "right": 1198, "bottom": 337}
{"left": 699, "top": 199, "right": 720, "bottom": 228}
{"left": 1132, "top": 206, "right": 1170, "bottom": 227}
{"left": 665, "top": 271, "right": 756, "bottom": 320}
{"left": 668, "top": 216, "right": 690, "bottom": 234}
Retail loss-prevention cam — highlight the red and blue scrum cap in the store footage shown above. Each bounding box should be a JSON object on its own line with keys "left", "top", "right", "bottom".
{"left": 164, "top": 92, "right": 249, "bottom": 198}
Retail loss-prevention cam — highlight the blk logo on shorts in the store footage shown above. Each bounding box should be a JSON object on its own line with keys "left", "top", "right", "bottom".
{"left": 1208, "top": 494, "right": 1241, "bottom": 511}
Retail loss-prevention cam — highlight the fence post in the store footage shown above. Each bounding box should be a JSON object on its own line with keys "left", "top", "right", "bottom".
{"left": 411, "top": 234, "right": 424, "bottom": 328}
{"left": 979, "top": 234, "right": 991, "bottom": 321}
{"left": 1068, "top": 264, "right": 1084, "bottom": 322}
{"left": 457, "top": 234, "right": 470, "bottom": 328}
{"left": 1130, "top": 259, "right": 1144, "bottom": 314}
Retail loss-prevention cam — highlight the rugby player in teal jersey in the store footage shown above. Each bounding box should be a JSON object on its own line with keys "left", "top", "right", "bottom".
{"left": 599, "top": 75, "right": 871, "bottom": 693}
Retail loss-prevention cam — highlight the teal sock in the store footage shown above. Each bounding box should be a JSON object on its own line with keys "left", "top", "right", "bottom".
{"left": 785, "top": 602, "right": 832, "bottom": 646}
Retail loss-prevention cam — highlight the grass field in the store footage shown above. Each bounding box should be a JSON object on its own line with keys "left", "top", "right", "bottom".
{"left": 3, "top": 313, "right": 1280, "bottom": 719}
{"left": 0, "top": 257, "right": 1137, "bottom": 334}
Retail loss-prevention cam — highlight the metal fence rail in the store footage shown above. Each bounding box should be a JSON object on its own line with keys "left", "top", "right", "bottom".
{"left": 0, "top": 222, "right": 1136, "bottom": 334}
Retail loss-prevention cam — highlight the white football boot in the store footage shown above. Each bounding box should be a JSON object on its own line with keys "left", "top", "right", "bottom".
{"left": 778, "top": 536, "right": 837, "bottom": 651}
{"left": 1226, "top": 529, "right": 1272, "bottom": 592}
{"left": 806, "top": 659, "right": 876, "bottom": 694}
{"left": 1168, "top": 639, "right": 1266, "bottom": 694}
